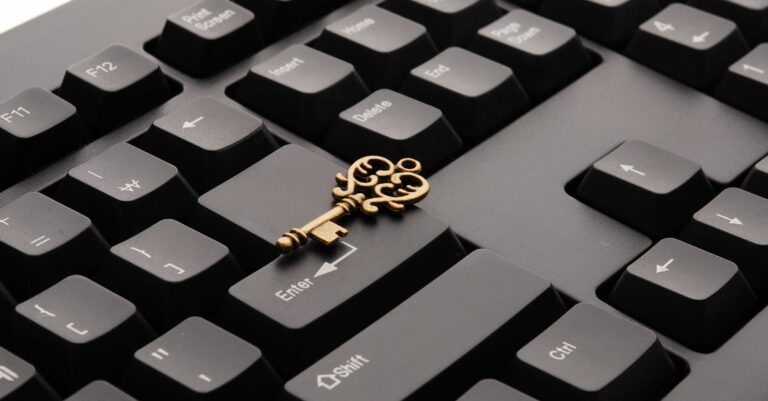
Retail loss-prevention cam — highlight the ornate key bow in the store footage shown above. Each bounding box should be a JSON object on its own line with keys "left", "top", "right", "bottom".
{"left": 275, "top": 156, "right": 430, "bottom": 252}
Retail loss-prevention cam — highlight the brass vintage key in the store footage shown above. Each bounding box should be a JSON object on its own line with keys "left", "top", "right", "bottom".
{"left": 275, "top": 156, "right": 430, "bottom": 253}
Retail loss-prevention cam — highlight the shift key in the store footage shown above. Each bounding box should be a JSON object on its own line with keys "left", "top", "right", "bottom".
{"left": 285, "top": 250, "right": 566, "bottom": 400}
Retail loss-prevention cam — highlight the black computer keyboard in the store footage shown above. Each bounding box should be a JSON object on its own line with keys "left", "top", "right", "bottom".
{"left": 1, "top": 0, "right": 767, "bottom": 399}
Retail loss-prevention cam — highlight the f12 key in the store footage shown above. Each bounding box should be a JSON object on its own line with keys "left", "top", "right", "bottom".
{"left": 627, "top": 4, "right": 748, "bottom": 89}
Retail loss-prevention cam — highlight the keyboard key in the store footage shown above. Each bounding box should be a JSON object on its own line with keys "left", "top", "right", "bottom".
{"left": 457, "top": 379, "right": 536, "bottom": 401}
{"left": 401, "top": 47, "right": 530, "bottom": 143}
{"left": 140, "top": 98, "right": 278, "bottom": 192}
{"left": 219, "top": 207, "right": 463, "bottom": 375}
{"left": 508, "top": 303, "right": 676, "bottom": 401}
{"left": 0, "top": 193, "right": 109, "bottom": 299}
{"left": 156, "top": 0, "right": 264, "bottom": 77}
{"left": 56, "top": 143, "right": 197, "bottom": 243}
{"left": 690, "top": 0, "right": 768, "bottom": 44}
{"left": 540, "top": 0, "right": 660, "bottom": 46}
{"left": 312, "top": 5, "right": 439, "bottom": 89}
{"left": 233, "top": 0, "right": 335, "bottom": 40}
{"left": 470, "top": 10, "right": 592, "bottom": 99}
{"left": 323, "top": 89, "right": 463, "bottom": 173}
{"left": 285, "top": 250, "right": 565, "bottom": 400}
{"left": 236, "top": 44, "right": 369, "bottom": 141}
{"left": 609, "top": 238, "right": 756, "bottom": 351}
{"left": 380, "top": 0, "right": 502, "bottom": 48}
{"left": 577, "top": 140, "right": 713, "bottom": 237}
{"left": 66, "top": 381, "right": 136, "bottom": 401}
{"left": 0, "top": 88, "right": 85, "bottom": 181}
{"left": 1, "top": 276, "right": 154, "bottom": 394}
{"left": 743, "top": 154, "right": 768, "bottom": 198}
{"left": 195, "top": 144, "right": 460, "bottom": 268}
{"left": 102, "top": 220, "right": 242, "bottom": 329}
{"left": 123, "top": 317, "right": 281, "bottom": 401}
{"left": 60, "top": 45, "right": 173, "bottom": 131}
{"left": 681, "top": 187, "right": 768, "bottom": 294}
{"left": 626, "top": 4, "right": 748, "bottom": 89}
{"left": 0, "top": 347, "right": 57, "bottom": 401}
{"left": 715, "top": 44, "right": 768, "bottom": 122}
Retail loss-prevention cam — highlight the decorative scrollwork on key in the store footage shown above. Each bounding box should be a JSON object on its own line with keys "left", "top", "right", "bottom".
{"left": 362, "top": 170, "right": 430, "bottom": 214}
{"left": 276, "top": 156, "right": 430, "bottom": 253}
{"left": 332, "top": 156, "right": 397, "bottom": 199}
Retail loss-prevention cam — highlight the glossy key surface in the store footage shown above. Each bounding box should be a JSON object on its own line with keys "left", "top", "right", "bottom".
{"left": 141, "top": 97, "right": 277, "bottom": 192}
{"left": 627, "top": 4, "right": 748, "bottom": 89}
{"left": 57, "top": 143, "right": 197, "bottom": 242}
{"left": 610, "top": 238, "right": 757, "bottom": 351}
{"left": 60, "top": 45, "right": 172, "bottom": 131}
{"left": 0, "top": 192, "right": 109, "bottom": 299}
{"left": 509, "top": 303, "right": 676, "bottom": 401}
{"left": 285, "top": 250, "right": 565, "bottom": 400}
{"left": 312, "top": 5, "right": 438, "bottom": 89}
{"left": 156, "top": 0, "right": 264, "bottom": 76}
{"left": 2, "top": 276, "right": 153, "bottom": 394}
{"left": 124, "top": 317, "right": 280, "bottom": 401}
{"left": 236, "top": 44, "right": 369, "bottom": 141}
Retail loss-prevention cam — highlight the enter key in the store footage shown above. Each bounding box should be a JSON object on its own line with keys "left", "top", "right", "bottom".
{"left": 216, "top": 209, "right": 464, "bottom": 377}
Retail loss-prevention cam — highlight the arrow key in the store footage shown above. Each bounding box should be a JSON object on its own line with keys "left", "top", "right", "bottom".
{"left": 141, "top": 98, "right": 278, "bottom": 192}
{"left": 682, "top": 187, "right": 768, "bottom": 295}
{"left": 716, "top": 44, "right": 768, "bottom": 122}
{"left": 627, "top": 3, "right": 748, "bottom": 88}
{"left": 609, "top": 238, "right": 757, "bottom": 351}
{"left": 577, "top": 140, "right": 713, "bottom": 237}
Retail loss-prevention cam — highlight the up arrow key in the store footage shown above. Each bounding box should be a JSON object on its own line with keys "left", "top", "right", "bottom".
{"left": 620, "top": 164, "right": 646, "bottom": 176}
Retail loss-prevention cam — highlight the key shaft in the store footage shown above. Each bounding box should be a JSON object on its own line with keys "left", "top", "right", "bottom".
{"left": 276, "top": 193, "right": 365, "bottom": 252}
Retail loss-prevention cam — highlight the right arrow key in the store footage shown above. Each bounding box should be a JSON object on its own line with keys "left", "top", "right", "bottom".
{"left": 626, "top": 3, "right": 748, "bottom": 89}
{"left": 682, "top": 187, "right": 768, "bottom": 295}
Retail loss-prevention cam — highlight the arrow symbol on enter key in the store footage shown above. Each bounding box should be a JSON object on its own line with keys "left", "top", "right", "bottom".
{"left": 314, "top": 241, "right": 358, "bottom": 278}
{"left": 656, "top": 258, "right": 674, "bottom": 273}
{"left": 182, "top": 116, "right": 204, "bottom": 129}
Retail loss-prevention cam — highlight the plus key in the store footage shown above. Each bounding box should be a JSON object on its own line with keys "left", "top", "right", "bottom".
{"left": 627, "top": 3, "right": 748, "bottom": 88}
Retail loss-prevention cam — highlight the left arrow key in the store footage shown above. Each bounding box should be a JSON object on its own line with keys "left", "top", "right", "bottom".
{"left": 140, "top": 97, "right": 278, "bottom": 193}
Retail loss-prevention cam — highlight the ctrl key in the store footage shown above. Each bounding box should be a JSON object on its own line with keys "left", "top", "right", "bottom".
{"left": 508, "top": 303, "right": 676, "bottom": 401}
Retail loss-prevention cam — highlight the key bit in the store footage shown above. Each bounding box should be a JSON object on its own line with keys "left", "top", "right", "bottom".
{"left": 275, "top": 155, "right": 430, "bottom": 253}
